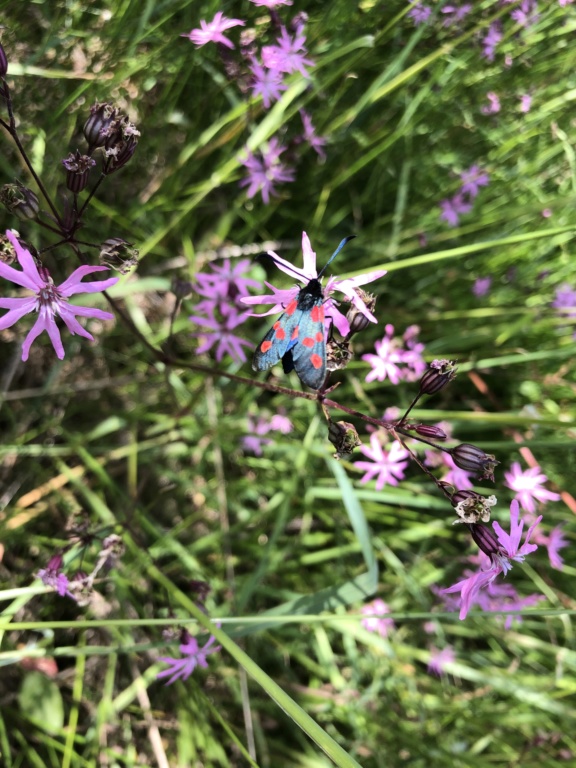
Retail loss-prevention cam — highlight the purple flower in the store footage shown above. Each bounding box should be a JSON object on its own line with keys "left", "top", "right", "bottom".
{"left": 243, "top": 411, "right": 293, "bottom": 455}
{"left": 559, "top": 0, "right": 574, "bottom": 6}
{"left": 239, "top": 138, "right": 295, "bottom": 204}
{"left": 299, "top": 111, "right": 327, "bottom": 160}
{"left": 442, "top": 500, "right": 542, "bottom": 619}
{"left": 249, "top": 58, "right": 287, "bottom": 108}
{"left": 552, "top": 284, "right": 576, "bottom": 318}
{"left": 482, "top": 22, "right": 502, "bottom": 61}
{"left": 356, "top": 434, "right": 410, "bottom": 490}
{"left": 157, "top": 632, "right": 221, "bottom": 685}
{"left": 362, "top": 324, "right": 426, "bottom": 384}
{"left": 519, "top": 94, "right": 533, "bottom": 112}
{"left": 472, "top": 277, "right": 492, "bottom": 297}
{"left": 261, "top": 26, "right": 314, "bottom": 78}
{"left": 504, "top": 461, "right": 561, "bottom": 514}
{"left": 190, "top": 307, "right": 254, "bottom": 363}
{"left": 37, "top": 554, "right": 72, "bottom": 598}
{"left": 481, "top": 91, "right": 501, "bottom": 114}
{"left": 194, "top": 258, "right": 260, "bottom": 314}
{"left": 543, "top": 526, "right": 568, "bottom": 570}
{"left": 360, "top": 598, "right": 395, "bottom": 638}
{"left": 511, "top": 0, "right": 539, "bottom": 27}
{"left": 459, "top": 165, "right": 489, "bottom": 198}
{"left": 407, "top": 1, "right": 432, "bottom": 25}
{"left": 427, "top": 646, "right": 455, "bottom": 676}
{"left": 439, "top": 194, "right": 472, "bottom": 226}
{"left": 441, "top": 4, "right": 473, "bottom": 26}
{"left": 250, "top": 0, "right": 293, "bottom": 6}
{"left": 0, "top": 230, "right": 118, "bottom": 361}
{"left": 181, "top": 12, "right": 245, "bottom": 49}
{"left": 240, "top": 231, "right": 386, "bottom": 337}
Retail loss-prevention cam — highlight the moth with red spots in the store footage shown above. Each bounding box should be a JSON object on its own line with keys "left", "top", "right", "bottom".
{"left": 252, "top": 236, "right": 355, "bottom": 389}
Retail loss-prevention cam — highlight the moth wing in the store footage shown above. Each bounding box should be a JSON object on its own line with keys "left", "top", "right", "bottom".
{"left": 252, "top": 308, "right": 302, "bottom": 372}
{"left": 290, "top": 301, "right": 327, "bottom": 389}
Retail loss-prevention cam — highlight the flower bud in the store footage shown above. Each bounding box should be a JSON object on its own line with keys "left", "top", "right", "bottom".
{"left": 450, "top": 443, "right": 499, "bottom": 482}
{"left": 419, "top": 359, "right": 457, "bottom": 395}
{"left": 0, "top": 182, "right": 40, "bottom": 220}
{"left": 171, "top": 276, "right": 194, "bottom": 299}
{"left": 326, "top": 337, "right": 352, "bottom": 372}
{"left": 328, "top": 420, "right": 361, "bottom": 460}
{"left": 451, "top": 490, "right": 497, "bottom": 524}
{"left": 99, "top": 238, "right": 139, "bottom": 274}
{"left": 0, "top": 42, "right": 8, "bottom": 78}
{"left": 345, "top": 290, "right": 377, "bottom": 336}
{"left": 407, "top": 423, "right": 448, "bottom": 440}
{"left": 469, "top": 523, "right": 500, "bottom": 558}
{"left": 83, "top": 102, "right": 119, "bottom": 150}
{"left": 62, "top": 150, "right": 96, "bottom": 193}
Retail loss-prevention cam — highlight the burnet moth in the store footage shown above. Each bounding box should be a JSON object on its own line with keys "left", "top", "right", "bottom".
{"left": 252, "top": 235, "right": 356, "bottom": 390}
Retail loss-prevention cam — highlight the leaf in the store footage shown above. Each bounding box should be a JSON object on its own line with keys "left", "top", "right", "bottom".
{"left": 18, "top": 671, "right": 64, "bottom": 735}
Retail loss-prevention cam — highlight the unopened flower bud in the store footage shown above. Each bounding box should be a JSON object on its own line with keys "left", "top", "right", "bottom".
{"left": 450, "top": 443, "right": 499, "bottom": 482}
{"left": 419, "top": 360, "right": 457, "bottom": 395}
{"left": 62, "top": 150, "right": 96, "bottom": 193}
{"left": 172, "top": 276, "right": 193, "bottom": 299}
{"left": 328, "top": 420, "right": 361, "bottom": 460}
{"left": 408, "top": 424, "right": 448, "bottom": 440}
{"left": 469, "top": 522, "right": 500, "bottom": 558}
{"left": 83, "top": 102, "right": 119, "bottom": 150}
{"left": 451, "top": 491, "right": 497, "bottom": 524}
{"left": 0, "top": 42, "right": 8, "bottom": 78}
{"left": 326, "top": 337, "right": 352, "bottom": 372}
{"left": 99, "top": 238, "right": 139, "bottom": 274}
{"left": 345, "top": 289, "right": 377, "bottom": 336}
{"left": 0, "top": 182, "right": 40, "bottom": 220}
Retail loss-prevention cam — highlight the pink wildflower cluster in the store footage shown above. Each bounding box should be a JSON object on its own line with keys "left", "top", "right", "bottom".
{"left": 181, "top": 7, "right": 324, "bottom": 204}
{"left": 362, "top": 324, "right": 427, "bottom": 384}
{"left": 439, "top": 500, "right": 543, "bottom": 620}
{"left": 355, "top": 433, "right": 410, "bottom": 490}
{"left": 439, "top": 165, "right": 489, "bottom": 227}
{"left": 360, "top": 598, "right": 395, "bottom": 638}
{"left": 243, "top": 411, "right": 293, "bottom": 455}
{"left": 504, "top": 461, "right": 567, "bottom": 569}
{"left": 189, "top": 258, "right": 259, "bottom": 363}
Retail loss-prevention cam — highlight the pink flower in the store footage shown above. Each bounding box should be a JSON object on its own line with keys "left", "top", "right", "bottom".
{"left": 427, "top": 646, "right": 455, "bottom": 676}
{"left": 249, "top": 58, "right": 287, "bottom": 108}
{"left": 482, "top": 22, "right": 502, "bottom": 61}
{"left": 360, "top": 599, "right": 395, "bottom": 638}
{"left": 472, "top": 277, "right": 492, "bottom": 297}
{"left": 356, "top": 434, "right": 410, "bottom": 490}
{"left": 240, "top": 231, "right": 386, "bottom": 337}
{"left": 239, "top": 138, "right": 295, "bottom": 204}
{"left": 190, "top": 307, "right": 254, "bottom": 363}
{"left": 0, "top": 231, "right": 117, "bottom": 361}
{"left": 439, "top": 193, "right": 472, "bottom": 226}
{"left": 250, "top": 0, "right": 293, "bottom": 6}
{"left": 362, "top": 324, "right": 426, "bottom": 384}
{"left": 261, "top": 26, "right": 314, "bottom": 77}
{"left": 481, "top": 91, "right": 501, "bottom": 114}
{"left": 442, "top": 500, "right": 543, "bottom": 619}
{"left": 243, "top": 411, "right": 293, "bottom": 455}
{"left": 299, "top": 111, "right": 327, "bottom": 160}
{"left": 181, "top": 12, "right": 245, "bottom": 49}
{"left": 441, "top": 4, "right": 472, "bottom": 26}
{"left": 519, "top": 94, "right": 533, "bottom": 112}
{"left": 157, "top": 632, "right": 221, "bottom": 685}
{"left": 407, "top": 1, "right": 432, "bottom": 25}
{"left": 504, "top": 461, "right": 561, "bottom": 514}
{"left": 459, "top": 165, "right": 489, "bottom": 198}
{"left": 543, "top": 526, "right": 568, "bottom": 570}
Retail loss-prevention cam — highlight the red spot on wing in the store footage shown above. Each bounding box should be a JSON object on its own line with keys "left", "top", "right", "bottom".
{"left": 291, "top": 327, "right": 299, "bottom": 340}
{"left": 310, "top": 354, "right": 323, "bottom": 369}
{"left": 302, "top": 337, "right": 315, "bottom": 348}
{"left": 275, "top": 326, "right": 286, "bottom": 340}
{"left": 315, "top": 331, "right": 324, "bottom": 342}
{"left": 310, "top": 305, "right": 324, "bottom": 323}
{"left": 273, "top": 321, "right": 281, "bottom": 329}
{"left": 285, "top": 299, "right": 298, "bottom": 316}
{"left": 261, "top": 340, "right": 273, "bottom": 353}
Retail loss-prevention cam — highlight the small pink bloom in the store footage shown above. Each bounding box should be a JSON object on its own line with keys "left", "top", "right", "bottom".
{"left": 427, "top": 646, "right": 455, "bottom": 676}
{"left": 481, "top": 91, "right": 501, "bottom": 114}
{"left": 356, "top": 434, "right": 410, "bottom": 490}
{"left": 181, "top": 12, "right": 245, "bottom": 49}
{"left": 360, "top": 599, "right": 395, "bottom": 638}
{"left": 504, "top": 461, "right": 561, "bottom": 514}
{"left": 0, "top": 231, "right": 117, "bottom": 361}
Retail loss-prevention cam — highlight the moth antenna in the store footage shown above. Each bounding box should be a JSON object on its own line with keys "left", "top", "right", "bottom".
{"left": 317, "top": 235, "right": 356, "bottom": 278}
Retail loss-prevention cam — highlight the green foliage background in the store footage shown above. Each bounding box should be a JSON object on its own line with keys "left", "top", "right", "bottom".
{"left": 0, "top": 1, "right": 575, "bottom": 766}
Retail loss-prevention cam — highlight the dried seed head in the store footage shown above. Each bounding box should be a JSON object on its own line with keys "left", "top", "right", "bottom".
{"left": 451, "top": 490, "right": 497, "bottom": 524}
{"left": 419, "top": 359, "right": 458, "bottom": 395}
{"left": 83, "top": 102, "right": 120, "bottom": 150}
{"left": 62, "top": 150, "right": 96, "bottom": 193}
{"left": 0, "top": 182, "right": 40, "bottom": 220}
{"left": 345, "top": 289, "right": 377, "bottom": 336}
{"left": 99, "top": 238, "right": 139, "bottom": 274}
{"left": 328, "top": 420, "right": 361, "bottom": 460}
{"left": 450, "top": 443, "right": 499, "bottom": 482}
{"left": 326, "top": 336, "right": 353, "bottom": 372}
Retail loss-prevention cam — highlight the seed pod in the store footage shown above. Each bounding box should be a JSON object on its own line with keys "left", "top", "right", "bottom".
{"left": 419, "top": 359, "right": 458, "bottom": 395}
{"left": 328, "top": 420, "right": 361, "bottom": 460}
{"left": 450, "top": 443, "right": 499, "bottom": 482}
